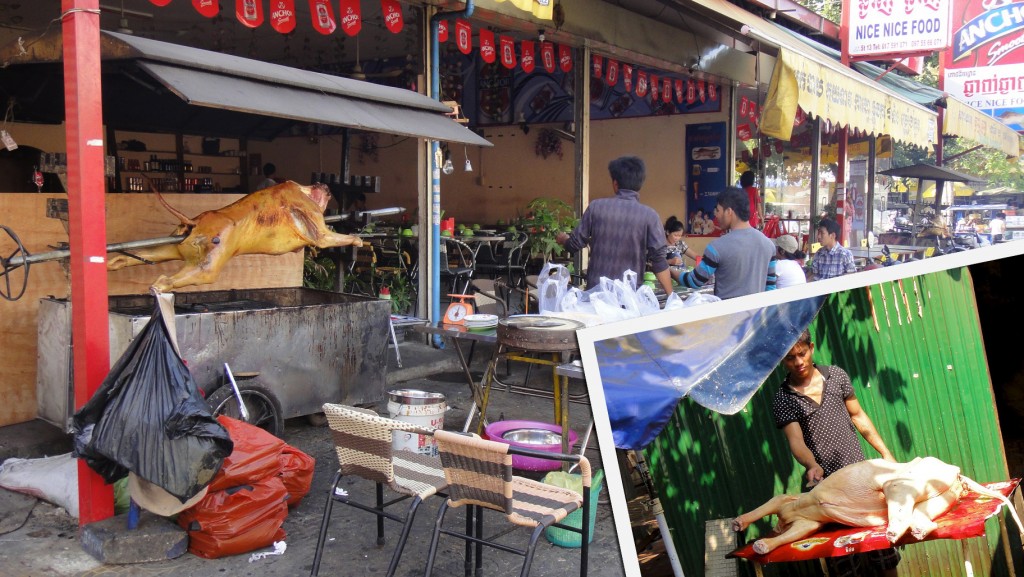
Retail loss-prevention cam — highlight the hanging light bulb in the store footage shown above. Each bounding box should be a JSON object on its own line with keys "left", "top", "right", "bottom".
{"left": 442, "top": 157, "right": 454, "bottom": 175}
{"left": 463, "top": 146, "right": 473, "bottom": 172}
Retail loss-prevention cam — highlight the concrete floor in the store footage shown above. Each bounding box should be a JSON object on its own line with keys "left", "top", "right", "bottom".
{"left": 0, "top": 335, "right": 628, "bottom": 577}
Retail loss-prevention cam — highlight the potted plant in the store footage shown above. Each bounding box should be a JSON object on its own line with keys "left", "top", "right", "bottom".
{"left": 522, "top": 197, "right": 579, "bottom": 268}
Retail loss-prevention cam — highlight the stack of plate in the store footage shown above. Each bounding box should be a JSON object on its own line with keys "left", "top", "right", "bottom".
{"left": 463, "top": 313, "right": 499, "bottom": 331}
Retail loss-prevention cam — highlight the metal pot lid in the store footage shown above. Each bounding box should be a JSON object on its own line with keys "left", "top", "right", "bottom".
{"left": 498, "top": 315, "right": 585, "bottom": 331}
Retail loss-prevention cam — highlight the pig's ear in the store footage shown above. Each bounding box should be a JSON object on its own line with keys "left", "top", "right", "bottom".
{"left": 304, "top": 184, "right": 331, "bottom": 212}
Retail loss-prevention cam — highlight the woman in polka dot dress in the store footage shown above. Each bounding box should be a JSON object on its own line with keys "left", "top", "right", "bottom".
{"left": 772, "top": 329, "right": 900, "bottom": 577}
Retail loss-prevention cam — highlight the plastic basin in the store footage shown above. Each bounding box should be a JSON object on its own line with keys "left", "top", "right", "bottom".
{"left": 484, "top": 420, "right": 578, "bottom": 472}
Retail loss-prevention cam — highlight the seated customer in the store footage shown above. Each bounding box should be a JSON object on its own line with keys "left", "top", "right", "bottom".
{"left": 772, "top": 234, "right": 807, "bottom": 288}
{"left": 663, "top": 215, "right": 700, "bottom": 266}
{"left": 808, "top": 218, "right": 856, "bottom": 281}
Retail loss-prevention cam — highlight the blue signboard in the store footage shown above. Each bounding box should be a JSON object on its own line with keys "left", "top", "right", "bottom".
{"left": 685, "top": 122, "right": 728, "bottom": 235}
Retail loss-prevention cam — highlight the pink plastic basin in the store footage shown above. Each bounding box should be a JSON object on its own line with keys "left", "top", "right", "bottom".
{"left": 484, "top": 420, "right": 578, "bottom": 472}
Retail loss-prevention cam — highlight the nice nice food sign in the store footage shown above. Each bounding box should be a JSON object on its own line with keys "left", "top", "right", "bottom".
{"left": 847, "top": 0, "right": 953, "bottom": 57}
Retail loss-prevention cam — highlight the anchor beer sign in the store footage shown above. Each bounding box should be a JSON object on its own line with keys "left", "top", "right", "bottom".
{"left": 846, "top": 0, "right": 953, "bottom": 57}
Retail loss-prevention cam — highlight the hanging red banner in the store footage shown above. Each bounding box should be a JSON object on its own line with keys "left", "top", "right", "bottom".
{"left": 192, "top": 0, "right": 219, "bottom": 17}
{"left": 455, "top": 19, "right": 472, "bottom": 54}
{"left": 592, "top": 54, "right": 602, "bottom": 78}
{"left": 708, "top": 82, "right": 717, "bottom": 101}
{"left": 499, "top": 36, "right": 516, "bottom": 69}
{"left": 794, "top": 107, "right": 806, "bottom": 126}
{"left": 558, "top": 44, "right": 572, "bottom": 73}
{"left": 309, "top": 0, "right": 335, "bottom": 34}
{"left": 636, "top": 70, "right": 648, "bottom": 97}
{"left": 696, "top": 79, "right": 706, "bottom": 103}
{"left": 649, "top": 74, "right": 659, "bottom": 101}
{"left": 381, "top": 0, "right": 403, "bottom": 33}
{"left": 674, "top": 79, "right": 684, "bottom": 103}
{"left": 737, "top": 123, "right": 752, "bottom": 141}
{"left": 541, "top": 42, "right": 556, "bottom": 73}
{"left": 438, "top": 20, "right": 448, "bottom": 42}
{"left": 605, "top": 59, "right": 619, "bottom": 86}
{"left": 622, "top": 64, "right": 633, "bottom": 93}
{"left": 479, "top": 29, "right": 496, "bottom": 63}
{"left": 237, "top": 0, "right": 264, "bottom": 27}
{"left": 749, "top": 102, "right": 758, "bottom": 120}
{"left": 686, "top": 79, "right": 696, "bottom": 104}
{"left": 339, "top": 0, "right": 361, "bottom": 36}
{"left": 269, "top": 0, "right": 296, "bottom": 34}
{"left": 661, "top": 78, "right": 671, "bottom": 103}
{"left": 521, "top": 40, "right": 536, "bottom": 73}
{"left": 149, "top": 0, "right": 172, "bottom": 6}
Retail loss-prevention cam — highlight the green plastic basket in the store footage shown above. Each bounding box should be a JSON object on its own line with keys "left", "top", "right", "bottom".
{"left": 542, "top": 469, "right": 605, "bottom": 548}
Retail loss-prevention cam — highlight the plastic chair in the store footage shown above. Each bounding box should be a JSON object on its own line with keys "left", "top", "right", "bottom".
{"left": 311, "top": 404, "right": 448, "bottom": 577}
{"left": 424, "top": 429, "right": 592, "bottom": 577}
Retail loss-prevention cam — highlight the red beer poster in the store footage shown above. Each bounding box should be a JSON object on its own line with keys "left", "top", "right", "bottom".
{"left": 623, "top": 64, "right": 634, "bottom": 93}
{"left": 559, "top": 44, "right": 572, "bottom": 72}
{"left": 521, "top": 40, "right": 536, "bottom": 73}
{"left": 309, "top": 0, "right": 335, "bottom": 35}
{"left": 269, "top": 0, "right": 296, "bottom": 34}
{"left": 592, "top": 54, "right": 603, "bottom": 78}
{"left": 662, "top": 77, "right": 672, "bottom": 103}
{"left": 455, "top": 19, "right": 472, "bottom": 54}
{"left": 499, "top": 36, "right": 516, "bottom": 69}
{"left": 192, "top": 0, "right": 219, "bottom": 17}
{"left": 339, "top": 0, "right": 361, "bottom": 36}
{"left": 479, "top": 29, "right": 496, "bottom": 63}
{"left": 437, "top": 20, "right": 448, "bottom": 42}
{"left": 381, "top": 0, "right": 403, "bottom": 34}
{"left": 674, "top": 78, "right": 684, "bottom": 103}
{"left": 605, "top": 59, "right": 619, "bottom": 86}
{"left": 636, "top": 70, "right": 649, "bottom": 97}
{"left": 237, "top": 0, "right": 264, "bottom": 27}
{"left": 650, "top": 74, "right": 660, "bottom": 101}
{"left": 541, "top": 42, "right": 556, "bottom": 73}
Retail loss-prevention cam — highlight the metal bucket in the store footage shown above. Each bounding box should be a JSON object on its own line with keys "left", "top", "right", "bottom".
{"left": 387, "top": 389, "right": 447, "bottom": 456}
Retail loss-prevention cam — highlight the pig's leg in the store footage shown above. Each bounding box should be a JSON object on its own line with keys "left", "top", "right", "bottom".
{"left": 151, "top": 237, "right": 234, "bottom": 292}
{"left": 732, "top": 495, "right": 798, "bottom": 532}
{"left": 883, "top": 479, "right": 920, "bottom": 543}
{"left": 316, "top": 229, "right": 363, "bottom": 249}
{"left": 753, "top": 518, "right": 824, "bottom": 554}
{"left": 908, "top": 504, "right": 939, "bottom": 540}
{"left": 107, "top": 243, "right": 185, "bottom": 270}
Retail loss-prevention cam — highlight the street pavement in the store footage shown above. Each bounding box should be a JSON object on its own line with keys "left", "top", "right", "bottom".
{"left": 0, "top": 336, "right": 627, "bottom": 577}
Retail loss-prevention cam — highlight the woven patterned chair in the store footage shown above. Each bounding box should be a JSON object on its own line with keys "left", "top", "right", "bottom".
{"left": 424, "top": 429, "right": 592, "bottom": 577}
{"left": 311, "top": 404, "right": 448, "bottom": 577}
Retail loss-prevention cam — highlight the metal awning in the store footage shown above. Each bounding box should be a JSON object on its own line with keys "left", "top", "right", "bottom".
{"left": 879, "top": 164, "right": 985, "bottom": 184}
{"left": 688, "top": 0, "right": 937, "bottom": 145}
{"left": 0, "top": 31, "right": 490, "bottom": 146}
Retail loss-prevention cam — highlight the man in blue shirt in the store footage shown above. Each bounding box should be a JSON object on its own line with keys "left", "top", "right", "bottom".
{"left": 673, "top": 187, "right": 776, "bottom": 299}
{"left": 808, "top": 218, "right": 857, "bottom": 280}
{"left": 556, "top": 156, "right": 673, "bottom": 293}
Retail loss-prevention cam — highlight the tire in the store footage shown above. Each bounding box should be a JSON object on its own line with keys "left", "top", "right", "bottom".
{"left": 206, "top": 384, "right": 284, "bottom": 438}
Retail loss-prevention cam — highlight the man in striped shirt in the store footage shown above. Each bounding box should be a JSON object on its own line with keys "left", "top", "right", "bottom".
{"left": 556, "top": 156, "right": 673, "bottom": 293}
{"left": 672, "top": 187, "right": 776, "bottom": 299}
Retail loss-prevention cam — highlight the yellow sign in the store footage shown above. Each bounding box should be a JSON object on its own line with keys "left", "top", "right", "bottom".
{"left": 944, "top": 97, "right": 1021, "bottom": 158}
{"left": 494, "top": 0, "right": 553, "bottom": 19}
{"left": 762, "top": 48, "right": 937, "bottom": 145}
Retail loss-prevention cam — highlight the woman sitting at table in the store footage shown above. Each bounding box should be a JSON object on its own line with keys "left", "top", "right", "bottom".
{"left": 663, "top": 215, "right": 700, "bottom": 266}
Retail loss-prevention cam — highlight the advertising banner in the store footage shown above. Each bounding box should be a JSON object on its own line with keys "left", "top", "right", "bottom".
{"left": 685, "top": 122, "right": 728, "bottom": 236}
{"left": 942, "top": 0, "right": 1024, "bottom": 133}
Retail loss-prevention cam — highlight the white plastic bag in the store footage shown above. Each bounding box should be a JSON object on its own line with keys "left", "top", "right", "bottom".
{"left": 536, "top": 262, "right": 571, "bottom": 313}
{"left": 0, "top": 453, "right": 80, "bottom": 517}
{"left": 560, "top": 286, "right": 598, "bottom": 315}
{"left": 663, "top": 291, "right": 685, "bottom": 311}
{"left": 683, "top": 291, "right": 721, "bottom": 307}
{"left": 635, "top": 285, "right": 661, "bottom": 316}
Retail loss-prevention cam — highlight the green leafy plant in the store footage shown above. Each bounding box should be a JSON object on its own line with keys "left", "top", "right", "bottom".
{"left": 535, "top": 129, "right": 563, "bottom": 160}
{"left": 381, "top": 273, "right": 414, "bottom": 314}
{"left": 522, "top": 197, "right": 579, "bottom": 262}
{"left": 303, "top": 250, "right": 337, "bottom": 291}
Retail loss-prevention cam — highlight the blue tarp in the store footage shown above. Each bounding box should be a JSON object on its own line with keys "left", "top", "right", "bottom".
{"left": 594, "top": 297, "right": 824, "bottom": 449}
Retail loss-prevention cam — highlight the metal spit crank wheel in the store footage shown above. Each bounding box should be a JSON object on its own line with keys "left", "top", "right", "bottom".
{"left": 0, "top": 225, "right": 30, "bottom": 302}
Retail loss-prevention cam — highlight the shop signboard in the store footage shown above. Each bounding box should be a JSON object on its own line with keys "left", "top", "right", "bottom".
{"left": 846, "top": 0, "right": 952, "bottom": 57}
{"left": 941, "top": 0, "right": 1024, "bottom": 134}
{"left": 685, "top": 122, "right": 728, "bottom": 236}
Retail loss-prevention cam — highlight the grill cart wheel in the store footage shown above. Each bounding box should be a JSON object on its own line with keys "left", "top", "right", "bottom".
{"left": 207, "top": 383, "right": 284, "bottom": 439}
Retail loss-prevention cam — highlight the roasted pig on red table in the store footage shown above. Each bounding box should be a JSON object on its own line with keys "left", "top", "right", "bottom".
{"left": 732, "top": 457, "right": 1022, "bottom": 554}
{"left": 107, "top": 181, "right": 362, "bottom": 291}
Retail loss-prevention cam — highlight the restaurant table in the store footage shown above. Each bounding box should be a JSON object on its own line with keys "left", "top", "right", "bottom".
{"left": 413, "top": 319, "right": 588, "bottom": 460}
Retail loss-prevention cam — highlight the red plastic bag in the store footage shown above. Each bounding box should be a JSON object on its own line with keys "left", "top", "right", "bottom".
{"left": 208, "top": 416, "right": 285, "bottom": 492}
{"left": 178, "top": 476, "right": 288, "bottom": 559}
{"left": 279, "top": 445, "right": 315, "bottom": 507}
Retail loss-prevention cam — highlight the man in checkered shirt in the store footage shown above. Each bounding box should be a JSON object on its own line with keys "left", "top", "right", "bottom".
{"left": 809, "top": 218, "right": 856, "bottom": 280}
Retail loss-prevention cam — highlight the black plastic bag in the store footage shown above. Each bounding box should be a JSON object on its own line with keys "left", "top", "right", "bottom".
{"left": 71, "top": 294, "right": 233, "bottom": 502}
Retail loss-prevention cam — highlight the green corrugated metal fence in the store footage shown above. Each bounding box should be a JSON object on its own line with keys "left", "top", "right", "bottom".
{"left": 645, "top": 267, "right": 1017, "bottom": 577}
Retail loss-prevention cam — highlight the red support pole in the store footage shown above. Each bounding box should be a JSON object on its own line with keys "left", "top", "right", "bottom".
{"left": 62, "top": 0, "right": 114, "bottom": 525}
